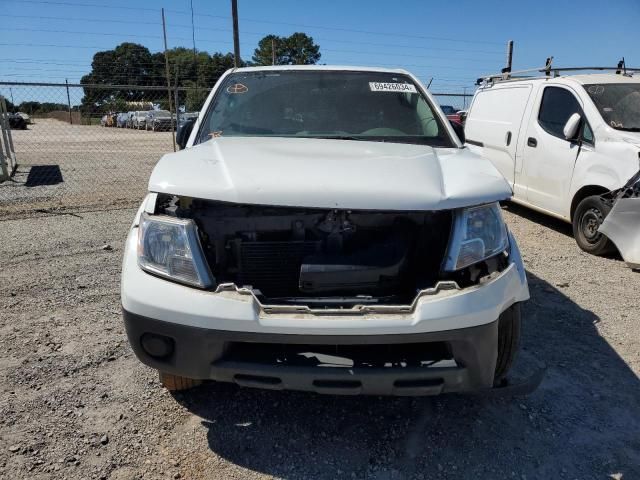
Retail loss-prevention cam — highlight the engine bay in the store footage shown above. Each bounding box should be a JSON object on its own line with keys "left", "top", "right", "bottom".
{"left": 155, "top": 195, "right": 505, "bottom": 307}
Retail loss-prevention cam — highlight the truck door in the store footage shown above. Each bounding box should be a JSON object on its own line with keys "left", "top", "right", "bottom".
{"left": 522, "top": 85, "right": 592, "bottom": 217}
{"left": 464, "top": 85, "right": 532, "bottom": 191}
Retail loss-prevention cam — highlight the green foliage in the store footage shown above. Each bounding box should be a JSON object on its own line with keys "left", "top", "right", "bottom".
{"left": 77, "top": 33, "right": 317, "bottom": 113}
{"left": 79, "top": 43, "right": 236, "bottom": 114}
{"left": 16, "top": 101, "right": 69, "bottom": 114}
{"left": 252, "top": 32, "right": 321, "bottom": 66}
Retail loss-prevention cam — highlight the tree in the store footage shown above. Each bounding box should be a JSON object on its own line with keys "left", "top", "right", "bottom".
{"left": 252, "top": 33, "right": 321, "bottom": 66}
{"left": 79, "top": 43, "right": 238, "bottom": 114}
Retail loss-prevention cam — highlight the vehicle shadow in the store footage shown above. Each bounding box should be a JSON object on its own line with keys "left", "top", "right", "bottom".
{"left": 173, "top": 272, "right": 640, "bottom": 480}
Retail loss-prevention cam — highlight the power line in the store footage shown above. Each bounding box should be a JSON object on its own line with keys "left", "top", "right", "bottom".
{"left": 2, "top": 0, "right": 504, "bottom": 46}
{"left": 0, "top": 14, "right": 505, "bottom": 56}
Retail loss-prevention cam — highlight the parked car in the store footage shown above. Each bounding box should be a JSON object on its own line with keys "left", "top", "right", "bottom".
{"left": 178, "top": 111, "right": 198, "bottom": 126}
{"left": 8, "top": 113, "right": 27, "bottom": 129}
{"left": 176, "top": 112, "right": 199, "bottom": 146}
{"left": 146, "top": 110, "right": 173, "bottom": 131}
{"left": 440, "top": 105, "right": 462, "bottom": 123}
{"left": 122, "top": 66, "right": 531, "bottom": 397}
{"left": 16, "top": 112, "right": 32, "bottom": 124}
{"left": 132, "top": 111, "right": 149, "bottom": 130}
{"left": 116, "top": 112, "right": 129, "bottom": 128}
{"left": 126, "top": 111, "right": 136, "bottom": 128}
{"left": 105, "top": 113, "right": 117, "bottom": 127}
{"left": 464, "top": 72, "right": 640, "bottom": 265}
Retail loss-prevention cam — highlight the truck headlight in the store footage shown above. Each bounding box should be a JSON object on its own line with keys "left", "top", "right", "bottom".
{"left": 443, "top": 202, "right": 508, "bottom": 271}
{"left": 137, "top": 213, "right": 214, "bottom": 288}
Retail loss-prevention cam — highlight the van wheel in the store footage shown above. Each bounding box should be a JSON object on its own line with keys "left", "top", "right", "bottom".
{"left": 494, "top": 304, "right": 521, "bottom": 385}
{"left": 158, "top": 371, "right": 202, "bottom": 391}
{"left": 572, "top": 195, "right": 615, "bottom": 255}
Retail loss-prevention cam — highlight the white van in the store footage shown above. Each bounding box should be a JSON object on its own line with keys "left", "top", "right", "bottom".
{"left": 464, "top": 72, "right": 640, "bottom": 261}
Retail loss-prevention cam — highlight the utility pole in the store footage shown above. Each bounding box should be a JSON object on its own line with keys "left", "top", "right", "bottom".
{"left": 231, "top": 0, "right": 241, "bottom": 67}
{"left": 161, "top": 7, "right": 176, "bottom": 152}
{"left": 504, "top": 40, "right": 514, "bottom": 74}
{"left": 174, "top": 65, "right": 180, "bottom": 135}
{"left": 65, "top": 79, "right": 72, "bottom": 124}
{"left": 271, "top": 37, "right": 276, "bottom": 65}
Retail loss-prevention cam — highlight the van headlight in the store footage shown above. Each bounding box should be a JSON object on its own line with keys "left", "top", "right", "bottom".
{"left": 137, "top": 213, "right": 214, "bottom": 288}
{"left": 443, "top": 202, "right": 509, "bottom": 271}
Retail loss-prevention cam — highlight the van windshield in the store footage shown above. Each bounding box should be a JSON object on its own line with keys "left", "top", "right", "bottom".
{"left": 196, "top": 70, "right": 453, "bottom": 146}
{"left": 585, "top": 83, "right": 640, "bottom": 131}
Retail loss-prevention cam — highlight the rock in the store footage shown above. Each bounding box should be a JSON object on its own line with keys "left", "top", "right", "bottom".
{"left": 100, "top": 435, "right": 109, "bottom": 445}
{"left": 101, "top": 244, "right": 113, "bottom": 251}
{"left": 8, "top": 445, "right": 20, "bottom": 453}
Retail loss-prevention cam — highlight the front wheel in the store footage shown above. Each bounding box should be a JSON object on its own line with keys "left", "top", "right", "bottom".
{"left": 494, "top": 304, "right": 521, "bottom": 385}
{"left": 572, "top": 195, "right": 615, "bottom": 255}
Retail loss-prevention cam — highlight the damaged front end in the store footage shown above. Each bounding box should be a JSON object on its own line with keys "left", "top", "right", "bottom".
{"left": 600, "top": 170, "right": 640, "bottom": 269}
{"left": 151, "top": 194, "right": 510, "bottom": 312}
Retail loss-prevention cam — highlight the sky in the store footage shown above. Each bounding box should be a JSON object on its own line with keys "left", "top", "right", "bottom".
{"left": 1, "top": 0, "right": 639, "bottom": 106}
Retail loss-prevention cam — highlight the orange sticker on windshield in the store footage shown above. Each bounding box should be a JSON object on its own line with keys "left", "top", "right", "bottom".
{"left": 227, "top": 83, "right": 248, "bottom": 94}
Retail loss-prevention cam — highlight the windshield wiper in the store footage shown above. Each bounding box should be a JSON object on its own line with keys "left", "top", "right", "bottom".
{"left": 615, "top": 127, "right": 640, "bottom": 132}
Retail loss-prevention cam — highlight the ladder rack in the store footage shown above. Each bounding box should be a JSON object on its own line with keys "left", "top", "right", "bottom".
{"left": 476, "top": 58, "right": 640, "bottom": 86}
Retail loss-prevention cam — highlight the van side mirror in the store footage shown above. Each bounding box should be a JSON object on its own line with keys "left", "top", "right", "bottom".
{"left": 176, "top": 118, "right": 196, "bottom": 150}
{"left": 563, "top": 113, "right": 582, "bottom": 141}
{"left": 449, "top": 120, "right": 465, "bottom": 143}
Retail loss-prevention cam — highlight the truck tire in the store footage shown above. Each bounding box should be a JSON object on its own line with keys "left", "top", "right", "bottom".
{"left": 158, "top": 371, "right": 202, "bottom": 391}
{"left": 572, "top": 195, "right": 615, "bottom": 255}
{"left": 494, "top": 303, "right": 521, "bottom": 384}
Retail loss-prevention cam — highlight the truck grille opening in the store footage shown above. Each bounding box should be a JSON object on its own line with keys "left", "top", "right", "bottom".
{"left": 222, "top": 341, "right": 454, "bottom": 368}
{"left": 160, "top": 197, "right": 456, "bottom": 306}
{"left": 238, "top": 240, "right": 320, "bottom": 297}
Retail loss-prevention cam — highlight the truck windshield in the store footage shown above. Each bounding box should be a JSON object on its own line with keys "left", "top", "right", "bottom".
{"left": 585, "top": 83, "right": 640, "bottom": 131}
{"left": 196, "top": 70, "right": 453, "bottom": 146}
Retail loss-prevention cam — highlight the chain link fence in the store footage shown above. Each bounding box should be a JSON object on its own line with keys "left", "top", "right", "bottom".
{"left": 0, "top": 81, "right": 473, "bottom": 218}
{"left": 0, "top": 82, "right": 201, "bottom": 217}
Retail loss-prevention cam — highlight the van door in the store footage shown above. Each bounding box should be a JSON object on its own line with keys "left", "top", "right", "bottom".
{"left": 465, "top": 85, "right": 532, "bottom": 190}
{"left": 522, "top": 85, "right": 591, "bottom": 217}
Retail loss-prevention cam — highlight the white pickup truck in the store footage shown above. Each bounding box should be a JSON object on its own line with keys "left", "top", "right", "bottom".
{"left": 465, "top": 72, "right": 640, "bottom": 267}
{"left": 121, "top": 66, "right": 531, "bottom": 396}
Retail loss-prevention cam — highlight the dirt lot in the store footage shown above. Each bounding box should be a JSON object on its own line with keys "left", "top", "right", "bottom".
{"left": 0, "top": 119, "right": 173, "bottom": 216}
{"left": 0, "top": 204, "right": 639, "bottom": 480}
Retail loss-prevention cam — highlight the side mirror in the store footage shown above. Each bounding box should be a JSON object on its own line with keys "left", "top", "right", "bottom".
{"left": 563, "top": 113, "right": 582, "bottom": 140}
{"left": 176, "top": 118, "right": 196, "bottom": 150}
{"left": 449, "top": 120, "right": 465, "bottom": 143}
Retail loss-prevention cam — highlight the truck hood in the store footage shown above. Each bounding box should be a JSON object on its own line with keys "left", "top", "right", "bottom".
{"left": 149, "top": 137, "right": 511, "bottom": 210}
{"left": 618, "top": 131, "right": 640, "bottom": 149}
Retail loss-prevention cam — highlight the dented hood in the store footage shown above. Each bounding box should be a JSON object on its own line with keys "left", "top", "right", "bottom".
{"left": 149, "top": 137, "right": 511, "bottom": 210}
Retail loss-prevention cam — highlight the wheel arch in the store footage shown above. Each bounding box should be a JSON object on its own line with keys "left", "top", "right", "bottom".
{"left": 570, "top": 185, "right": 610, "bottom": 221}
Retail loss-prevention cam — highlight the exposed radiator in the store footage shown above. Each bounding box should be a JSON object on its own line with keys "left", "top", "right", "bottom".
{"left": 238, "top": 241, "right": 321, "bottom": 297}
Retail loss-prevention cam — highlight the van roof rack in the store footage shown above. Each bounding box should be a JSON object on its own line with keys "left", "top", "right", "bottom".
{"left": 476, "top": 57, "right": 640, "bottom": 85}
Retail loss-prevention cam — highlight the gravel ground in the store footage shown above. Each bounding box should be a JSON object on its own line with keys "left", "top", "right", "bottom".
{"left": 0, "top": 119, "right": 173, "bottom": 216}
{"left": 0, "top": 204, "right": 638, "bottom": 479}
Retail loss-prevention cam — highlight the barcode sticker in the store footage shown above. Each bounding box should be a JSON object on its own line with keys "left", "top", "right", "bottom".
{"left": 369, "top": 82, "right": 417, "bottom": 93}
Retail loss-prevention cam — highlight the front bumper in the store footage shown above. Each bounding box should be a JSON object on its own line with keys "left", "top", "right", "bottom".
{"left": 124, "top": 309, "right": 510, "bottom": 395}
{"left": 121, "top": 223, "right": 529, "bottom": 395}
